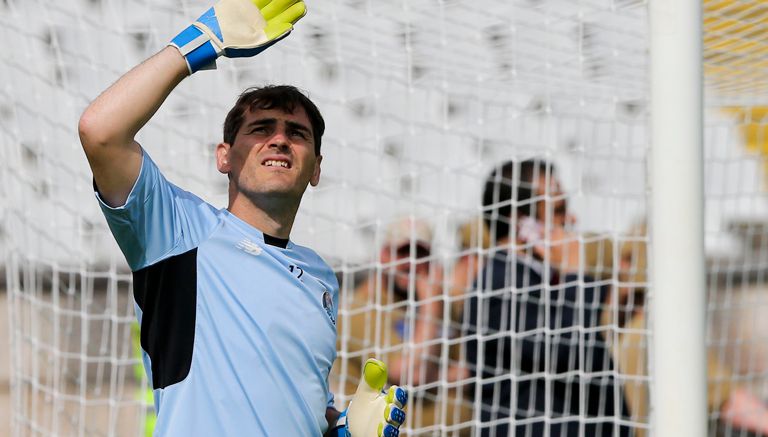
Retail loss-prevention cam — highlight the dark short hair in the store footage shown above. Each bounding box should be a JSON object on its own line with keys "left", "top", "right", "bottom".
{"left": 482, "top": 158, "right": 555, "bottom": 242}
{"left": 223, "top": 85, "right": 325, "bottom": 155}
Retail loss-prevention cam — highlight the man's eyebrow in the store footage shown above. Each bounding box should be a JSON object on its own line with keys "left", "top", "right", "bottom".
{"left": 286, "top": 120, "right": 312, "bottom": 137}
{"left": 244, "top": 118, "right": 277, "bottom": 128}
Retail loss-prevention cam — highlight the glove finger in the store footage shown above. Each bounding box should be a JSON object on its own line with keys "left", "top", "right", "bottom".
{"left": 263, "top": 21, "right": 293, "bottom": 41}
{"left": 379, "top": 423, "right": 400, "bottom": 437}
{"left": 386, "top": 385, "right": 408, "bottom": 409}
{"left": 251, "top": 0, "right": 270, "bottom": 10}
{"left": 384, "top": 405, "right": 406, "bottom": 427}
{"left": 261, "top": 0, "right": 299, "bottom": 21}
{"left": 270, "top": 1, "right": 306, "bottom": 25}
{"left": 359, "top": 359, "right": 388, "bottom": 395}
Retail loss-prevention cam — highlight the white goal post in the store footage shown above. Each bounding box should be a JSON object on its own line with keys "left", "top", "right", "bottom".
{"left": 649, "top": 0, "right": 706, "bottom": 436}
{"left": 2, "top": 0, "right": 768, "bottom": 436}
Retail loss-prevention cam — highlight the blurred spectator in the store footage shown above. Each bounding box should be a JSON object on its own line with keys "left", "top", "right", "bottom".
{"left": 452, "top": 217, "right": 614, "bottom": 318}
{"left": 465, "top": 158, "right": 632, "bottom": 437}
{"left": 333, "top": 217, "right": 472, "bottom": 435}
{"left": 604, "top": 224, "right": 768, "bottom": 437}
{"left": 449, "top": 218, "right": 489, "bottom": 321}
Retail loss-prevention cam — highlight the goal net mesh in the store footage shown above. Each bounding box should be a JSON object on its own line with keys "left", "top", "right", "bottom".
{"left": 1, "top": 0, "right": 766, "bottom": 435}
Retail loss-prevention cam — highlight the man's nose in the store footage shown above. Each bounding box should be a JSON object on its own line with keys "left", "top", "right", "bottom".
{"left": 267, "top": 129, "right": 290, "bottom": 149}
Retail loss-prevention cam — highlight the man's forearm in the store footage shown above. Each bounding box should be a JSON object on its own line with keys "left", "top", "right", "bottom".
{"left": 387, "top": 298, "right": 442, "bottom": 386}
{"left": 413, "top": 299, "right": 442, "bottom": 353}
{"left": 414, "top": 274, "right": 443, "bottom": 356}
{"left": 79, "top": 46, "right": 189, "bottom": 206}
{"left": 80, "top": 46, "right": 188, "bottom": 149}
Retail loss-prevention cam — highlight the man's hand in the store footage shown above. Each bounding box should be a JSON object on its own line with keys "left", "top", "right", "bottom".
{"left": 533, "top": 226, "right": 582, "bottom": 274}
{"left": 414, "top": 265, "right": 442, "bottom": 302}
{"left": 333, "top": 359, "right": 408, "bottom": 437}
{"left": 171, "top": 0, "right": 306, "bottom": 73}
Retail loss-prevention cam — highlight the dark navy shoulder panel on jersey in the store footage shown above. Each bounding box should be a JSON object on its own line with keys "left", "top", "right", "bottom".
{"left": 133, "top": 248, "right": 198, "bottom": 389}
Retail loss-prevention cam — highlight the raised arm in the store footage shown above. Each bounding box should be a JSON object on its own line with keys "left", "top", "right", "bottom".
{"left": 78, "top": 0, "right": 307, "bottom": 207}
{"left": 78, "top": 48, "right": 188, "bottom": 207}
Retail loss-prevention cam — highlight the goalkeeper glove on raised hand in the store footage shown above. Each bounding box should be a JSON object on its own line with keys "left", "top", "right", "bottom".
{"left": 333, "top": 359, "right": 408, "bottom": 437}
{"left": 171, "top": 0, "right": 306, "bottom": 74}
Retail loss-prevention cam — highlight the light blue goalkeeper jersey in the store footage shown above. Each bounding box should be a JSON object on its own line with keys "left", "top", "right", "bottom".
{"left": 96, "top": 150, "right": 339, "bottom": 436}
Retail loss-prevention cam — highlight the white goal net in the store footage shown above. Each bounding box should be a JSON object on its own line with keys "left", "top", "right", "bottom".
{"left": 1, "top": 0, "right": 767, "bottom": 436}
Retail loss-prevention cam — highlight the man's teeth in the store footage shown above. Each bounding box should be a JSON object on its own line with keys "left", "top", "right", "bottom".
{"left": 264, "top": 160, "right": 288, "bottom": 168}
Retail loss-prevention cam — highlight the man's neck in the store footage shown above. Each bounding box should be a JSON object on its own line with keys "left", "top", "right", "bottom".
{"left": 227, "top": 192, "right": 299, "bottom": 239}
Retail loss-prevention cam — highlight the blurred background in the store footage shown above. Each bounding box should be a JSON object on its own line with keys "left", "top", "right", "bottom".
{"left": 1, "top": 0, "right": 767, "bottom": 435}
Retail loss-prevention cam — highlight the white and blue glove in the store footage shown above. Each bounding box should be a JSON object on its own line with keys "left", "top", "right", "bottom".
{"left": 333, "top": 359, "right": 408, "bottom": 437}
{"left": 170, "top": 0, "right": 306, "bottom": 73}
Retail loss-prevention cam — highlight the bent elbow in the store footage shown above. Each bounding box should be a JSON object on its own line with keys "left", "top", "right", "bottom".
{"left": 78, "top": 108, "right": 130, "bottom": 154}
{"left": 78, "top": 109, "right": 107, "bottom": 153}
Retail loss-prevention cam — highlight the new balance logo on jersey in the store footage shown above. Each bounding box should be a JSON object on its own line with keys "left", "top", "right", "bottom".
{"left": 236, "top": 239, "right": 263, "bottom": 256}
{"left": 322, "top": 290, "right": 336, "bottom": 325}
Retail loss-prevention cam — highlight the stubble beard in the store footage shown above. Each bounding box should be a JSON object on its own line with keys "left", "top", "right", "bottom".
{"left": 233, "top": 172, "right": 307, "bottom": 213}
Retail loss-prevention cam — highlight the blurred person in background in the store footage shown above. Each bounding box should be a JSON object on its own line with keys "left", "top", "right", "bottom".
{"left": 450, "top": 219, "right": 490, "bottom": 321}
{"left": 604, "top": 224, "right": 768, "bottom": 437}
{"left": 465, "top": 158, "right": 632, "bottom": 437}
{"left": 451, "top": 207, "right": 613, "bottom": 320}
{"left": 333, "top": 217, "right": 473, "bottom": 435}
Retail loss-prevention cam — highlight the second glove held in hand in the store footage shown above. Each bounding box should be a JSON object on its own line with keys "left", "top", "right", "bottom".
{"left": 333, "top": 359, "right": 408, "bottom": 437}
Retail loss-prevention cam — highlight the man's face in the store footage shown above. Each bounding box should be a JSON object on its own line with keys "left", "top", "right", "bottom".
{"left": 533, "top": 174, "right": 570, "bottom": 228}
{"left": 382, "top": 243, "right": 431, "bottom": 293}
{"left": 217, "top": 106, "right": 321, "bottom": 202}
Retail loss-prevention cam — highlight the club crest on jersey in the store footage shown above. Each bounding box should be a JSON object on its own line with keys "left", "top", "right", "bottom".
{"left": 322, "top": 290, "right": 335, "bottom": 325}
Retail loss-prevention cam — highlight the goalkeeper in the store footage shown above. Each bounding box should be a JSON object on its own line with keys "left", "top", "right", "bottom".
{"left": 78, "top": 0, "right": 406, "bottom": 435}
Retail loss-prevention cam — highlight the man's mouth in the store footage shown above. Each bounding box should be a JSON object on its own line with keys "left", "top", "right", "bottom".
{"left": 263, "top": 159, "right": 291, "bottom": 169}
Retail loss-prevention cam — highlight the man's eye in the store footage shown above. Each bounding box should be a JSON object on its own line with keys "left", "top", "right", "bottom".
{"left": 290, "top": 130, "right": 309, "bottom": 140}
{"left": 249, "top": 126, "right": 267, "bottom": 134}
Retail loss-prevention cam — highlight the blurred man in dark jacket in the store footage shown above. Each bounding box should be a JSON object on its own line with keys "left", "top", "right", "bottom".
{"left": 466, "top": 158, "right": 632, "bottom": 437}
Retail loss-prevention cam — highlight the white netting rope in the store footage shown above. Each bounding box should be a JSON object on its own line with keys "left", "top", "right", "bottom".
{"left": 1, "top": 0, "right": 767, "bottom": 436}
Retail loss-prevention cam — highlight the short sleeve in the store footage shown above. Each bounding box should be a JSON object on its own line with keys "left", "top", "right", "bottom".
{"left": 96, "top": 150, "right": 219, "bottom": 271}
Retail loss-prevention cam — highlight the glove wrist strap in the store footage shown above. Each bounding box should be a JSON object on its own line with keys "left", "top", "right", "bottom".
{"left": 170, "top": 25, "right": 218, "bottom": 73}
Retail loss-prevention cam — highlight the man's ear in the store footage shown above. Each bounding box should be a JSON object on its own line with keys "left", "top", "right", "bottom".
{"left": 216, "top": 143, "right": 231, "bottom": 174}
{"left": 310, "top": 154, "right": 323, "bottom": 187}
